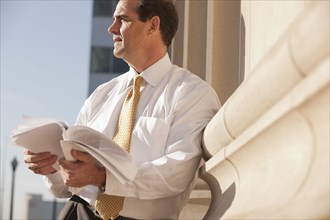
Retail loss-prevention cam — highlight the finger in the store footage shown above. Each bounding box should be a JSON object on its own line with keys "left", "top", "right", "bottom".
{"left": 24, "top": 150, "right": 51, "bottom": 155}
{"left": 24, "top": 152, "right": 55, "bottom": 163}
{"left": 34, "top": 155, "right": 58, "bottom": 168}
{"left": 23, "top": 150, "right": 36, "bottom": 163}
{"left": 71, "top": 150, "right": 92, "bottom": 163}
{"left": 24, "top": 149, "right": 40, "bottom": 155}
{"left": 27, "top": 162, "right": 39, "bottom": 171}
{"left": 58, "top": 158, "right": 78, "bottom": 170}
{"left": 26, "top": 155, "right": 57, "bottom": 170}
{"left": 24, "top": 154, "right": 36, "bottom": 164}
{"left": 33, "top": 165, "right": 57, "bottom": 175}
{"left": 24, "top": 149, "right": 32, "bottom": 155}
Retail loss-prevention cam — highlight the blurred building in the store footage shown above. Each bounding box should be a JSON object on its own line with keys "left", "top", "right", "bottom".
{"left": 88, "top": 0, "right": 129, "bottom": 95}
{"left": 25, "top": 194, "right": 66, "bottom": 220}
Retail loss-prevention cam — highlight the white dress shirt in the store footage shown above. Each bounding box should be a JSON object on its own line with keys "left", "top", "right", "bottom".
{"left": 44, "top": 53, "right": 220, "bottom": 219}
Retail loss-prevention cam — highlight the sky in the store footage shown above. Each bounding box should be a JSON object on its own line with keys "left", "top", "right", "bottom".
{"left": 1, "top": 1, "right": 95, "bottom": 219}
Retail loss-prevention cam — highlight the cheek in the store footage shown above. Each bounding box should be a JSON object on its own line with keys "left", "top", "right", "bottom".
{"left": 120, "top": 23, "right": 130, "bottom": 35}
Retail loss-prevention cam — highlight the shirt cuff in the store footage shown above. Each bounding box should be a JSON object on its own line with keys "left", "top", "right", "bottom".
{"left": 44, "top": 171, "right": 63, "bottom": 184}
{"left": 104, "top": 169, "right": 125, "bottom": 196}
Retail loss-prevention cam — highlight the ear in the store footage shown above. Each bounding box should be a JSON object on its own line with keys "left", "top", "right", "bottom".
{"left": 148, "top": 16, "right": 160, "bottom": 34}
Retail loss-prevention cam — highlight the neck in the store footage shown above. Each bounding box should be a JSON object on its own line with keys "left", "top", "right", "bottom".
{"left": 128, "top": 46, "right": 167, "bottom": 73}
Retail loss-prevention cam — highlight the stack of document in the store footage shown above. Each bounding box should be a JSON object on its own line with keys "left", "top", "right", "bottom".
{"left": 11, "top": 115, "right": 137, "bottom": 184}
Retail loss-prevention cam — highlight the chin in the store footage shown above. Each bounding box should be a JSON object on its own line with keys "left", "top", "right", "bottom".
{"left": 113, "top": 50, "right": 124, "bottom": 59}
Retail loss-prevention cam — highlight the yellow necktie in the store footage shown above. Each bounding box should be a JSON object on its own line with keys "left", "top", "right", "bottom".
{"left": 95, "top": 75, "right": 143, "bottom": 220}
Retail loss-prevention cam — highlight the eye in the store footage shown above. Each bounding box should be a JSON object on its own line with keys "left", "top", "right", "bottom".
{"left": 118, "top": 15, "right": 130, "bottom": 23}
{"left": 114, "top": 17, "right": 122, "bottom": 24}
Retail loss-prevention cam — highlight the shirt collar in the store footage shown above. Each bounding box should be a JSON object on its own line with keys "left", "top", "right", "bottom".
{"left": 127, "top": 53, "right": 172, "bottom": 87}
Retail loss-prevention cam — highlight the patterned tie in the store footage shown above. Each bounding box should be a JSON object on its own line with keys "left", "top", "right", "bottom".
{"left": 95, "top": 75, "right": 143, "bottom": 220}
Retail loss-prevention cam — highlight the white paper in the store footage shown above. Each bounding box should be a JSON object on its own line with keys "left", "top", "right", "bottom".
{"left": 11, "top": 116, "right": 138, "bottom": 186}
{"left": 62, "top": 125, "right": 138, "bottom": 184}
{"left": 11, "top": 115, "right": 68, "bottom": 159}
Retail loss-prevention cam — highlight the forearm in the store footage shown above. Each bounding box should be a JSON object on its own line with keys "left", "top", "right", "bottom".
{"left": 104, "top": 152, "right": 201, "bottom": 199}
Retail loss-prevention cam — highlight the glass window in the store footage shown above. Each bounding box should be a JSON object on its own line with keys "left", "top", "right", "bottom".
{"left": 91, "top": 47, "right": 110, "bottom": 73}
{"left": 93, "top": 0, "right": 117, "bottom": 17}
{"left": 90, "top": 46, "right": 129, "bottom": 74}
{"left": 112, "top": 54, "right": 129, "bottom": 73}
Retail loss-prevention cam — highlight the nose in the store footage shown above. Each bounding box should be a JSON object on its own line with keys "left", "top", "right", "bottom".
{"left": 108, "top": 20, "right": 119, "bottom": 35}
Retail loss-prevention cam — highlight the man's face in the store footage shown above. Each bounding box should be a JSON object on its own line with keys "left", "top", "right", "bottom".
{"left": 108, "top": 0, "right": 149, "bottom": 64}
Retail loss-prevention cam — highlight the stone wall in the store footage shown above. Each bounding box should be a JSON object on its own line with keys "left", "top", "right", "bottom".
{"left": 173, "top": 1, "right": 330, "bottom": 219}
{"left": 201, "top": 1, "right": 329, "bottom": 219}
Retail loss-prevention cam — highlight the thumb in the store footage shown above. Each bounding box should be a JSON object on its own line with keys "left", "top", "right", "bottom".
{"left": 71, "top": 150, "right": 92, "bottom": 163}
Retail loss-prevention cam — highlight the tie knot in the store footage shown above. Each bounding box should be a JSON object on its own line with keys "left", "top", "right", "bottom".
{"left": 134, "top": 75, "right": 143, "bottom": 89}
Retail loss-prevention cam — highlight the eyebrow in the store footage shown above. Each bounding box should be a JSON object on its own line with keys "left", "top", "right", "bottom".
{"left": 114, "top": 13, "right": 130, "bottom": 20}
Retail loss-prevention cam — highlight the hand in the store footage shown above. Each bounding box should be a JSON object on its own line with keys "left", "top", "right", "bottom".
{"left": 58, "top": 150, "right": 106, "bottom": 188}
{"left": 23, "top": 150, "right": 58, "bottom": 175}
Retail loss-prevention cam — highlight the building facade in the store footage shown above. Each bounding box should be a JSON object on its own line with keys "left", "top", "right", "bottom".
{"left": 25, "top": 194, "right": 66, "bottom": 220}
{"left": 177, "top": 1, "right": 329, "bottom": 219}
{"left": 88, "top": 0, "right": 128, "bottom": 95}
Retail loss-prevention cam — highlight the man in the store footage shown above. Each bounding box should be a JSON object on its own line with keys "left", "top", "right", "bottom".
{"left": 24, "top": 0, "right": 220, "bottom": 219}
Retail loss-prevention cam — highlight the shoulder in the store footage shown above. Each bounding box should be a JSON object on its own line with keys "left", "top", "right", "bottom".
{"left": 81, "top": 72, "right": 130, "bottom": 112}
{"left": 164, "top": 65, "right": 221, "bottom": 110}
{"left": 170, "top": 65, "right": 218, "bottom": 98}
{"left": 90, "top": 73, "right": 129, "bottom": 98}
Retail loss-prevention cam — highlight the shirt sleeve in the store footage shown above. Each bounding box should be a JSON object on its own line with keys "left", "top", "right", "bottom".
{"left": 42, "top": 90, "right": 91, "bottom": 198}
{"left": 44, "top": 172, "right": 72, "bottom": 198}
{"left": 104, "top": 82, "right": 221, "bottom": 199}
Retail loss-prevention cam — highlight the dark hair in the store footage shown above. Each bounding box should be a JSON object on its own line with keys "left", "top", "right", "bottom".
{"left": 137, "top": 0, "right": 178, "bottom": 47}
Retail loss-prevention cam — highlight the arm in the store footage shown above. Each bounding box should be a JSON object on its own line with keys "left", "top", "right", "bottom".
{"left": 104, "top": 84, "right": 220, "bottom": 199}
{"left": 23, "top": 150, "right": 72, "bottom": 198}
{"left": 73, "top": 76, "right": 220, "bottom": 199}
{"left": 44, "top": 150, "right": 107, "bottom": 198}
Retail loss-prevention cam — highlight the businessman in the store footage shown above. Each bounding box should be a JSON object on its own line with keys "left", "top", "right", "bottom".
{"left": 24, "top": 0, "right": 220, "bottom": 219}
